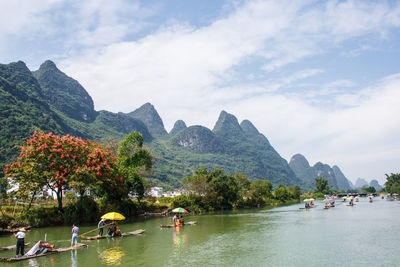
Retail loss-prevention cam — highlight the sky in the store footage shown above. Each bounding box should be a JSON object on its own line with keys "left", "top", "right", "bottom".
{"left": 1, "top": 0, "right": 400, "bottom": 185}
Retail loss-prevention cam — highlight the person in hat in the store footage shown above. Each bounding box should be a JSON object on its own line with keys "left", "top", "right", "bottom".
{"left": 98, "top": 218, "right": 106, "bottom": 236}
{"left": 13, "top": 228, "right": 26, "bottom": 257}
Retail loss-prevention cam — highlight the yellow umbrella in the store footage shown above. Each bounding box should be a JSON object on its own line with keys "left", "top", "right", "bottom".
{"left": 101, "top": 212, "right": 126, "bottom": 221}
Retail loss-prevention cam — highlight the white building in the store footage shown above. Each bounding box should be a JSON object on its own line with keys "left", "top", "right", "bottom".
{"left": 163, "top": 189, "right": 183, "bottom": 198}
{"left": 149, "top": 187, "right": 163, "bottom": 198}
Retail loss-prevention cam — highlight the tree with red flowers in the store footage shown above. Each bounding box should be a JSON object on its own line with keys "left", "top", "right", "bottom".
{"left": 3, "top": 131, "right": 124, "bottom": 209}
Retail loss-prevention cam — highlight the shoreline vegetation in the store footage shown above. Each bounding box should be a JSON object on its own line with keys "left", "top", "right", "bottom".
{"left": 1, "top": 132, "right": 399, "bottom": 230}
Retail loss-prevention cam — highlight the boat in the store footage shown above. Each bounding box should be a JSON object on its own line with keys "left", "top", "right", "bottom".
{"left": 0, "top": 243, "right": 87, "bottom": 262}
{"left": 0, "top": 243, "right": 30, "bottom": 251}
{"left": 160, "top": 221, "right": 197, "bottom": 227}
{"left": 81, "top": 229, "right": 145, "bottom": 240}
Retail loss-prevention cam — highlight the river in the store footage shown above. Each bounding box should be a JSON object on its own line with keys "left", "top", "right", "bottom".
{"left": 1, "top": 197, "right": 399, "bottom": 266}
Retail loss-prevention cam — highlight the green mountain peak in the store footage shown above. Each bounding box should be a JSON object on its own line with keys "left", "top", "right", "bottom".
{"left": 32, "top": 60, "right": 97, "bottom": 122}
{"left": 332, "top": 165, "right": 352, "bottom": 190}
{"left": 212, "top": 110, "right": 244, "bottom": 138}
{"left": 289, "top": 154, "right": 311, "bottom": 173}
{"left": 171, "top": 125, "right": 222, "bottom": 153}
{"left": 169, "top": 120, "right": 187, "bottom": 136}
{"left": 240, "top": 120, "right": 259, "bottom": 136}
{"left": 128, "top": 103, "right": 168, "bottom": 138}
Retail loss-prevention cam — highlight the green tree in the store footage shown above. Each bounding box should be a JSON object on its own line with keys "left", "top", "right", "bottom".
{"left": 249, "top": 179, "right": 273, "bottom": 205}
{"left": 117, "top": 132, "right": 152, "bottom": 201}
{"left": 315, "top": 177, "right": 329, "bottom": 193}
{"left": 207, "top": 169, "right": 239, "bottom": 208}
{"left": 182, "top": 167, "right": 209, "bottom": 197}
{"left": 0, "top": 176, "right": 7, "bottom": 198}
{"left": 385, "top": 173, "right": 400, "bottom": 194}
{"left": 361, "top": 186, "right": 376, "bottom": 194}
{"left": 183, "top": 168, "right": 239, "bottom": 209}
{"left": 274, "top": 184, "right": 290, "bottom": 202}
{"left": 288, "top": 185, "right": 301, "bottom": 200}
{"left": 234, "top": 173, "right": 251, "bottom": 202}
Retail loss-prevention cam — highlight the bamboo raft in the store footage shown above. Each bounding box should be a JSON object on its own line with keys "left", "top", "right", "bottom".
{"left": 81, "top": 229, "right": 145, "bottom": 240}
{"left": 160, "top": 221, "right": 197, "bottom": 228}
{"left": 0, "top": 243, "right": 87, "bottom": 262}
{"left": 0, "top": 243, "right": 30, "bottom": 251}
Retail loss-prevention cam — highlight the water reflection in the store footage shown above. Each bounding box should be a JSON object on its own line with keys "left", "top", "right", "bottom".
{"left": 101, "top": 246, "right": 125, "bottom": 265}
{"left": 27, "top": 258, "right": 39, "bottom": 267}
{"left": 71, "top": 249, "right": 77, "bottom": 267}
{"left": 173, "top": 227, "right": 188, "bottom": 248}
{"left": 27, "top": 256, "right": 56, "bottom": 267}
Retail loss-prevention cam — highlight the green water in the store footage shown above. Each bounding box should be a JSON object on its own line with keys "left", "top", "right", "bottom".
{"left": 1, "top": 197, "right": 399, "bottom": 266}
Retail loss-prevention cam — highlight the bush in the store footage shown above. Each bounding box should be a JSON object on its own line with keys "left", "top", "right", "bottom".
{"left": 63, "top": 196, "right": 99, "bottom": 224}
{"left": 171, "top": 195, "right": 203, "bottom": 213}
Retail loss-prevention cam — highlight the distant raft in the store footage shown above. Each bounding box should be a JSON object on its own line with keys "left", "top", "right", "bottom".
{"left": 160, "top": 221, "right": 197, "bottom": 228}
{"left": 81, "top": 229, "right": 145, "bottom": 240}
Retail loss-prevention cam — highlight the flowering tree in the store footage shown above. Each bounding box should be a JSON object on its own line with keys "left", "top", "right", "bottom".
{"left": 4, "top": 131, "right": 124, "bottom": 209}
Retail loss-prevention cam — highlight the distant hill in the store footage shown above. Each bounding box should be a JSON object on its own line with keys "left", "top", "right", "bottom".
{"left": 288, "top": 154, "right": 314, "bottom": 189}
{"left": 169, "top": 120, "right": 187, "bottom": 136}
{"left": 369, "top": 179, "right": 382, "bottom": 191}
{"left": 354, "top": 178, "right": 369, "bottom": 189}
{"left": 128, "top": 103, "right": 168, "bottom": 138}
{"left": 289, "top": 154, "right": 352, "bottom": 190}
{"left": 332, "top": 166, "right": 352, "bottom": 191}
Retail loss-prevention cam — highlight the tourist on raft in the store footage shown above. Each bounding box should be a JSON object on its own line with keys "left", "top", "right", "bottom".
{"left": 13, "top": 228, "right": 26, "bottom": 257}
{"left": 98, "top": 219, "right": 106, "bottom": 236}
{"left": 71, "top": 224, "right": 79, "bottom": 247}
{"left": 107, "top": 222, "right": 121, "bottom": 237}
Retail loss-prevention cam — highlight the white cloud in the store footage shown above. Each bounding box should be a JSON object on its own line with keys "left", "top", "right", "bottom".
{"left": 228, "top": 73, "right": 400, "bottom": 184}
{"left": 0, "top": 0, "right": 59, "bottom": 36}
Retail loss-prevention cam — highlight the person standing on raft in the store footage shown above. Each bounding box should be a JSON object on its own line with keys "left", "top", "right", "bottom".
{"left": 71, "top": 224, "right": 79, "bottom": 247}
{"left": 13, "top": 228, "right": 26, "bottom": 257}
{"left": 98, "top": 219, "right": 106, "bottom": 236}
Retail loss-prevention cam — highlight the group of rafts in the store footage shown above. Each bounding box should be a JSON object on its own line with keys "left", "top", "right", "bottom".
{"left": 301, "top": 194, "right": 377, "bottom": 210}
{"left": 0, "top": 208, "right": 196, "bottom": 262}
{"left": 300, "top": 197, "right": 336, "bottom": 209}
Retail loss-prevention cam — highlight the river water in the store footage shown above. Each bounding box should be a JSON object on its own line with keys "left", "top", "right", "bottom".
{"left": 1, "top": 197, "right": 399, "bottom": 266}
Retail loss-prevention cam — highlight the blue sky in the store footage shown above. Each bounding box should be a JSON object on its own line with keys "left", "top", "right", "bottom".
{"left": 1, "top": 0, "right": 400, "bottom": 184}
